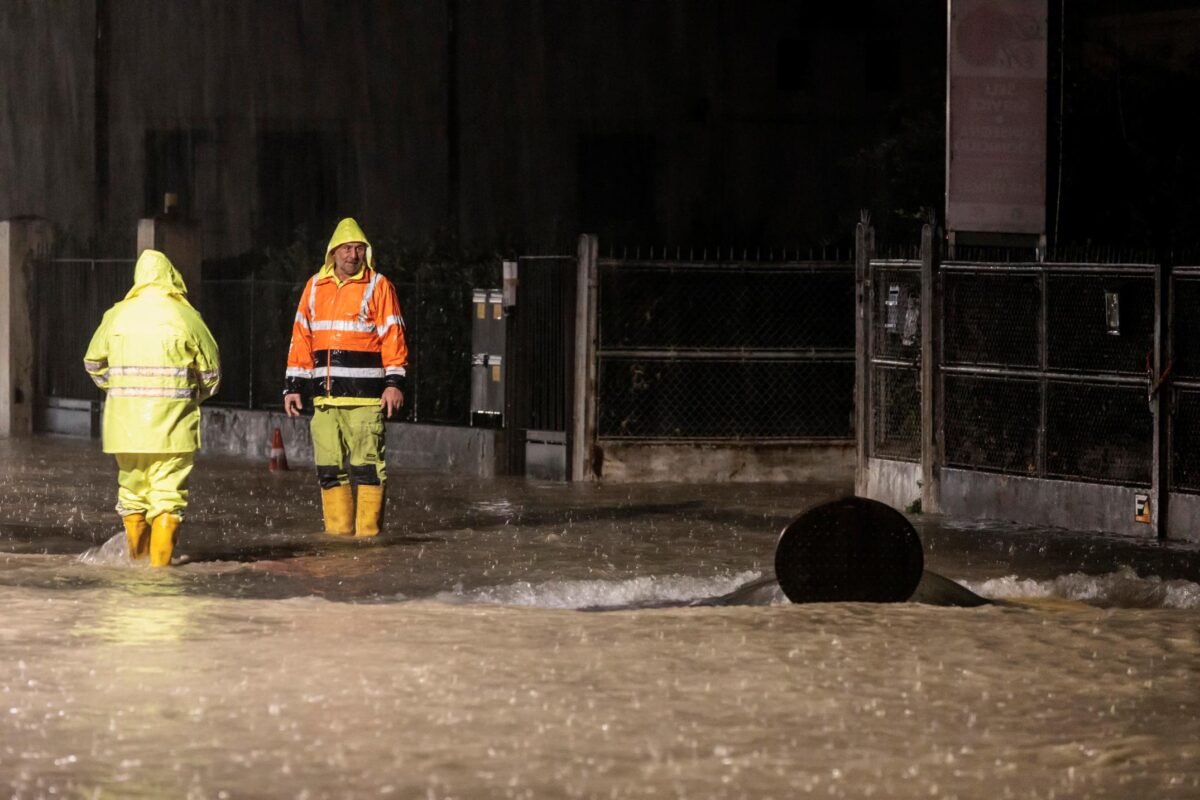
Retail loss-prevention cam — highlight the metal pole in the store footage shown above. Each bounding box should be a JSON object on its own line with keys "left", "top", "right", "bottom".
{"left": 571, "top": 234, "right": 598, "bottom": 481}
{"left": 247, "top": 272, "right": 255, "bottom": 409}
{"left": 920, "top": 224, "right": 941, "bottom": 513}
{"left": 854, "top": 221, "right": 872, "bottom": 497}
{"left": 1152, "top": 260, "right": 1170, "bottom": 539}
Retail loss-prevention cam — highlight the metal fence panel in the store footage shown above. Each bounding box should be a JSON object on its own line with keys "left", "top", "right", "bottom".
{"left": 599, "top": 264, "right": 854, "bottom": 350}
{"left": 599, "top": 356, "right": 853, "bottom": 439}
{"left": 33, "top": 259, "right": 133, "bottom": 402}
{"left": 1172, "top": 275, "right": 1200, "bottom": 382}
{"left": 937, "top": 262, "right": 1156, "bottom": 486}
{"left": 1169, "top": 268, "right": 1200, "bottom": 494}
{"left": 203, "top": 278, "right": 299, "bottom": 409}
{"left": 405, "top": 277, "right": 474, "bottom": 424}
{"left": 870, "top": 364, "right": 921, "bottom": 461}
{"left": 943, "top": 374, "right": 1039, "bottom": 474}
{"left": 943, "top": 270, "right": 1040, "bottom": 368}
{"left": 871, "top": 264, "right": 922, "bottom": 361}
{"left": 1046, "top": 272, "right": 1155, "bottom": 374}
{"left": 1045, "top": 381, "right": 1152, "bottom": 486}
{"left": 596, "top": 258, "right": 855, "bottom": 441}
{"left": 1171, "top": 388, "right": 1200, "bottom": 493}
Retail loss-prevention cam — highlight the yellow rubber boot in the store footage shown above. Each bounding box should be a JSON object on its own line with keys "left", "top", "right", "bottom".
{"left": 122, "top": 513, "right": 150, "bottom": 561}
{"left": 321, "top": 485, "right": 354, "bottom": 536}
{"left": 355, "top": 484, "right": 385, "bottom": 538}
{"left": 149, "top": 513, "right": 181, "bottom": 567}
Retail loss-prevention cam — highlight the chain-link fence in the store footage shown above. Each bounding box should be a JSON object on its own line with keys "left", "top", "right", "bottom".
{"left": 940, "top": 263, "right": 1156, "bottom": 487}
{"left": 596, "top": 258, "right": 855, "bottom": 440}
{"left": 32, "top": 259, "right": 133, "bottom": 402}
{"left": 1171, "top": 266, "right": 1200, "bottom": 493}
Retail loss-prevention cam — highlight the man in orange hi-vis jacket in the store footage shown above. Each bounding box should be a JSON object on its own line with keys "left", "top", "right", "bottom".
{"left": 283, "top": 218, "right": 408, "bottom": 537}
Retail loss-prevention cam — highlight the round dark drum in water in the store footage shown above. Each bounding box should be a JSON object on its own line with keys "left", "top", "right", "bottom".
{"left": 774, "top": 497, "right": 923, "bottom": 603}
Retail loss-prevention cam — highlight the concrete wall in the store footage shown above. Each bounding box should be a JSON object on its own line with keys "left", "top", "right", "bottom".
{"left": 940, "top": 468, "right": 1158, "bottom": 540}
{"left": 1167, "top": 493, "right": 1200, "bottom": 544}
{"left": 200, "top": 406, "right": 502, "bottom": 478}
{"left": 598, "top": 440, "right": 855, "bottom": 484}
{"left": 859, "top": 457, "right": 922, "bottom": 513}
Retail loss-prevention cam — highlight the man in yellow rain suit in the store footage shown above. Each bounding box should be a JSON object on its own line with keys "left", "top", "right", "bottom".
{"left": 84, "top": 250, "right": 221, "bottom": 567}
{"left": 283, "top": 218, "right": 408, "bottom": 537}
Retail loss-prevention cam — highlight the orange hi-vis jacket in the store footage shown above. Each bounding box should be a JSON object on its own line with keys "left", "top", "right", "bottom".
{"left": 285, "top": 263, "right": 408, "bottom": 406}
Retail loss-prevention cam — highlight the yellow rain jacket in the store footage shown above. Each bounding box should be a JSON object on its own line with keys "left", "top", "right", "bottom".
{"left": 83, "top": 250, "right": 221, "bottom": 453}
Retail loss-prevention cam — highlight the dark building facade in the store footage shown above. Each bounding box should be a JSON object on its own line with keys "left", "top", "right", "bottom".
{"left": 1, "top": 1, "right": 944, "bottom": 258}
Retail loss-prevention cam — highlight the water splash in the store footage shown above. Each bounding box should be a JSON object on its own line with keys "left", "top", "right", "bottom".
{"left": 961, "top": 566, "right": 1200, "bottom": 609}
{"left": 76, "top": 532, "right": 133, "bottom": 567}
{"left": 436, "top": 570, "right": 768, "bottom": 610}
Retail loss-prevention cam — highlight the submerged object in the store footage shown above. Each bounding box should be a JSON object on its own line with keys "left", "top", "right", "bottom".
{"left": 588, "top": 496, "right": 991, "bottom": 610}
{"left": 774, "top": 496, "right": 988, "bottom": 606}
{"left": 908, "top": 567, "right": 991, "bottom": 607}
{"left": 775, "top": 497, "right": 924, "bottom": 603}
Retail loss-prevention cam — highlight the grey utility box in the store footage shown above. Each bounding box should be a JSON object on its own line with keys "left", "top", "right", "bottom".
{"left": 470, "top": 288, "right": 506, "bottom": 427}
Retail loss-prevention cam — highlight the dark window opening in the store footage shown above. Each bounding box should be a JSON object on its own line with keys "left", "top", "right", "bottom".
{"left": 777, "top": 39, "right": 813, "bottom": 92}
{"left": 578, "top": 133, "right": 657, "bottom": 245}
{"left": 144, "top": 130, "right": 199, "bottom": 217}
{"left": 865, "top": 40, "right": 902, "bottom": 93}
{"left": 257, "top": 131, "right": 339, "bottom": 246}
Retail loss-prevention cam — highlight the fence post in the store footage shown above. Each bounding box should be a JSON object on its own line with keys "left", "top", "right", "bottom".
{"left": 571, "top": 234, "right": 599, "bottom": 481}
{"left": 247, "top": 269, "right": 256, "bottom": 409}
{"left": 0, "top": 219, "right": 53, "bottom": 437}
{"left": 1153, "top": 259, "right": 1169, "bottom": 538}
{"left": 854, "top": 222, "right": 874, "bottom": 497}
{"left": 920, "top": 223, "right": 942, "bottom": 513}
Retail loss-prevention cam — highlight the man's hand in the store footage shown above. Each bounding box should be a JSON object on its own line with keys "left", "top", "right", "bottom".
{"left": 381, "top": 387, "right": 405, "bottom": 418}
{"left": 283, "top": 393, "right": 304, "bottom": 417}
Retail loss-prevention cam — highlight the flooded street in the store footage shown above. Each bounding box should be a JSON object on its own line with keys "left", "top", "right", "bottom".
{"left": 2, "top": 437, "right": 1199, "bottom": 798}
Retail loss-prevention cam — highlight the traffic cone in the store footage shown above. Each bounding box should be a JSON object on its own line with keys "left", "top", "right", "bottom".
{"left": 268, "top": 427, "right": 289, "bottom": 472}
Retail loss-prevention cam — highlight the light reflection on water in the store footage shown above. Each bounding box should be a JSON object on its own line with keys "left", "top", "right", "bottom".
{"left": 2, "top": 437, "right": 1200, "bottom": 797}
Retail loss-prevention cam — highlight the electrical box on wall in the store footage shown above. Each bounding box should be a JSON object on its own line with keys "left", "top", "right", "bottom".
{"left": 470, "top": 287, "right": 505, "bottom": 427}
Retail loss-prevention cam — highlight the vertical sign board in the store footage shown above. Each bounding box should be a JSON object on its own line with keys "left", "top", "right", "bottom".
{"left": 946, "top": 0, "right": 1048, "bottom": 235}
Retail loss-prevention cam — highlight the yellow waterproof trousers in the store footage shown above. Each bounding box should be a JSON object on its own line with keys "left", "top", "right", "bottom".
{"left": 311, "top": 405, "right": 387, "bottom": 488}
{"left": 114, "top": 453, "right": 194, "bottom": 521}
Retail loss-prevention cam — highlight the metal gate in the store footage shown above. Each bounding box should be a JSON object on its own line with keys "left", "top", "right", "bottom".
{"left": 939, "top": 261, "right": 1157, "bottom": 486}
{"left": 31, "top": 258, "right": 133, "bottom": 435}
{"left": 1169, "top": 266, "right": 1200, "bottom": 498}
{"left": 865, "top": 258, "right": 924, "bottom": 462}
{"left": 504, "top": 255, "right": 577, "bottom": 478}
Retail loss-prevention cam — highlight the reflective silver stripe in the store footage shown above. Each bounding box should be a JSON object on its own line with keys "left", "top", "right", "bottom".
{"left": 308, "top": 279, "right": 318, "bottom": 321}
{"left": 286, "top": 367, "right": 314, "bottom": 378}
{"left": 83, "top": 360, "right": 106, "bottom": 372}
{"left": 198, "top": 369, "right": 220, "bottom": 382}
{"left": 327, "top": 367, "right": 385, "bottom": 378}
{"left": 294, "top": 313, "right": 311, "bottom": 330}
{"left": 88, "top": 374, "right": 108, "bottom": 389}
{"left": 376, "top": 315, "right": 405, "bottom": 337}
{"left": 108, "top": 386, "right": 194, "bottom": 399}
{"left": 358, "top": 272, "right": 381, "bottom": 321}
{"left": 384, "top": 367, "right": 407, "bottom": 376}
{"left": 310, "top": 320, "right": 376, "bottom": 333}
{"left": 108, "top": 366, "right": 189, "bottom": 378}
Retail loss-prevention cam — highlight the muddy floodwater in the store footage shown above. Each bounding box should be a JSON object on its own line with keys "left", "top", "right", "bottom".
{"left": 2, "top": 437, "right": 1199, "bottom": 798}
